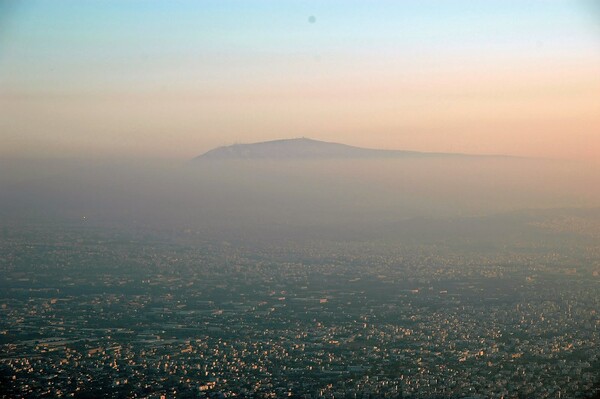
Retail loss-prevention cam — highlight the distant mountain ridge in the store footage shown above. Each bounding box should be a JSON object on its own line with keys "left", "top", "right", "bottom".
{"left": 195, "top": 138, "right": 514, "bottom": 160}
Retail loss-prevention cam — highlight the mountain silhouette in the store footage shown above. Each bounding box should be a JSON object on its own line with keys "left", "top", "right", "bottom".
{"left": 195, "top": 138, "right": 512, "bottom": 160}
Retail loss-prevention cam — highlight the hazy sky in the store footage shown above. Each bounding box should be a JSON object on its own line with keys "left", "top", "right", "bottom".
{"left": 1, "top": 0, "right": 599, "bottom": 160}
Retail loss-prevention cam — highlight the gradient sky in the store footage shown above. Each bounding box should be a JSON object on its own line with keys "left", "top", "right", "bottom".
{"left": 1, "top": 0, "right": 599, "bottom": 160}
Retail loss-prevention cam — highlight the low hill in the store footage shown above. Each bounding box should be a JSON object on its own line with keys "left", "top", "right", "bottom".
{"left": 195, "top": 138, "right": 509, "bottom": 160}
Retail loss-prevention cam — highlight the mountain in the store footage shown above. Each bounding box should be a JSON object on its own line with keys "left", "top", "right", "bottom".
{"left": 195, "top": 138, "right": 506, "bottom": 160}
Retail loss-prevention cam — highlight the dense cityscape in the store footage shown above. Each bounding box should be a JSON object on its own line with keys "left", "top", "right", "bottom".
{"left": 1, "top": 220, "right": 599, "bottom": 398}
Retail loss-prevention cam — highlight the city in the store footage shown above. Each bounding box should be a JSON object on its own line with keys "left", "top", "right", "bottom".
{"left": 1, "top": 221, "right": 598, "bottom": 398}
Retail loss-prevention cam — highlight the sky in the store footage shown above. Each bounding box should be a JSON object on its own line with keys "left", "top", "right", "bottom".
{"left": 1, "top": 0, "right": 599, "bottom": 160}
